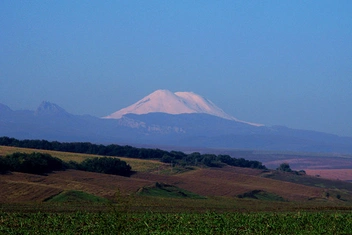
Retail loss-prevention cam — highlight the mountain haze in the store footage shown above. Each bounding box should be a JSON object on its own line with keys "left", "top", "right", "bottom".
{"left": 35, "top": 101, "right": 71, "bottom": 117}
{"left": 1, "top": 95, "right": 352, "bottom": 153}
{"left": 104, "top": 89, "right": 262, "bottom": 127}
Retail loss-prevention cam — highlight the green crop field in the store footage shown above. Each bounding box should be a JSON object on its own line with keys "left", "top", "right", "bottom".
{"left": 1, "top": 210, "right": 352, "bottom": 234}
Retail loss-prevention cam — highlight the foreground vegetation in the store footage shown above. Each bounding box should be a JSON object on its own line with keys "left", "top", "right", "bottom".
{"left": 1, "top": 210, "right": 352, "bottom": 234}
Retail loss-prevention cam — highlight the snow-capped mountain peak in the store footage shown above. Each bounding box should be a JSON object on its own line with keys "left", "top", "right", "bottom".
{"left": 104, "top": 89, "right": 263, "bottom": 126}
{"left": 174, "top": 91, "right": 234, "bottom": 119}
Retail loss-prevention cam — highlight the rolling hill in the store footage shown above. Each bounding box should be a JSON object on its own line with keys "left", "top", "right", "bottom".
{"left": 1, "top": 145, "right": 352, "bottom": 212}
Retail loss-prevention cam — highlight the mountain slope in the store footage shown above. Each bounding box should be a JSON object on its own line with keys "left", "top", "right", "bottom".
{"left": 0, "top": 102, "right": 129, "bottom": 143}
{"left": 0, "top": 103, "right": 12, "bottom": 113}
{"left": 104, "top": 89, "right": 262, "bottom": 126}
{"left": 35, "top": 101, "right": 71, "bottom": 117}
{"left": 1, "top": 100, "right": 352, "bottom": 153}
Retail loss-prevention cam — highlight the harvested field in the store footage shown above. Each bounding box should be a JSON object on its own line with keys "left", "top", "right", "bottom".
{"left": 0, "top": 180, "right": 62, "bottom": 203}
{"left": 0, "top": 146, "right": 99, "bottom": 163}
{"left": 1, "top": 166, "right": 326, "bottom": 203}
{"left": 0, "top": 170, "right": 154, "bottom": 203}
{"left": 0, "top": 145, "right": 348, "bottom": 204}
{"left": 132, "top": 166, "right": 325, "bottom": 201}
{"left": 264, "top": 156, "right": 352, "bottom": 170}
{"left": 305, "top": 169, "right": 352, "bottom": 181}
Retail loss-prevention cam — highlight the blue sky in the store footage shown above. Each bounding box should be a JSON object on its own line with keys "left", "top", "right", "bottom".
{"left": 1, "top": 1, "right": 351, "bottom": 136}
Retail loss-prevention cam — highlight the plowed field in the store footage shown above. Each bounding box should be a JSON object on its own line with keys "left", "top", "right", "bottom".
{"left": 131, "top": 166, "right": 324, "bottom": 201}
{"left": 0, "top": 170, "right": 153, "bottom": 203}
{"left": 1, "top": 165, "right": 327, "bottom": 203}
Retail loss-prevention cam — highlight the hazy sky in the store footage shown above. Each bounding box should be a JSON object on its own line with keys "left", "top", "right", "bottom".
{"left": 1, "top": 1, "right": 351, "bottom": 136}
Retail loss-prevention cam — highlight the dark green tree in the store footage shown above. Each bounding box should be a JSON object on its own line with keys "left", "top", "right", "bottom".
{"left": 277, "top": 162, "right": 292, "bottom": 172}
{"left": 4, "top": 152, "right": 65, "bottom": 175}
{"left": 80, "top": 157, "right": 131, "bottom": 176}
{"left": 160, "top": 154, "right": 175, "bottom": 163}
{"left": 0, "top": 157, "right": 8, "bottom": 174}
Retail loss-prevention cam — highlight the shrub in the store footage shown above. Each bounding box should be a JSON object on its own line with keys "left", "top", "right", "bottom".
{"left": 297, "top": 170, "right": 306, "bottom": 175}
{"left": 4, "top": 152, "right": 65, "bottom": 175}
{"left": 160, "top": 154, "right": 175, "bottom": 163}
{"left": 0, "top": 157, "right": 8, "bottom": 174}
{"left": 277, "top": 162, "right": 292, "bottom": 172}
{"left": 79, "top": 157, "right": 131, "bottom": 176}
{"left": 66, "top": 160, "right": 82, "bottom": 170}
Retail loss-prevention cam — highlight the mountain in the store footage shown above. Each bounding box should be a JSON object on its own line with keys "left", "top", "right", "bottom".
{"left": 35, "top": 101, "right": 71, "bottom": 117}
{"left": 0, "top": 102, "right": 118, "bottom": 142}
{"left": 0, "top": 103, "right": 12, "bottom": 113}
{"left": 1, "top": 98, "right": 352, "bottom": 153}
{"left": 104, "top": 89, "right": 262, "bottom": 126}
{"left": 114, "top": 112, "right": 352, "bottom": 153}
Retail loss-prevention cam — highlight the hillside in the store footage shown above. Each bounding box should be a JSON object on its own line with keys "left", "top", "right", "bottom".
{"left": 1, "top": 146, "right": 352, "bottom": 212}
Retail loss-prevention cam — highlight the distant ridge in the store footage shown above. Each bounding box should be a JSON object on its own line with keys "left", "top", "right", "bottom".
{"left": 0, "top": 103, "right": 12, "bottom": 112}
{"left": 1, "top": 100, "right": 352, "bottom": 153}
{"left": 104, "top": 89, "right": 263, "bottom": 127}
{"left": 35, "top": 101, "right": 70, "bottom": 116}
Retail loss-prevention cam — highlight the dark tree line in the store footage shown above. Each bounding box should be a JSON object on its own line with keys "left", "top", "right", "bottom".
{"left": 0, "top": 137, "right": 266, "bottom": 170}
{"left": 161, "top": 152, "right": 265, "bottom": 169}
{"left": 0, "top": 152, "right": 132, "bottom": 176}
{"left": 0, "top": 137, "right": 167, "bottom": 159}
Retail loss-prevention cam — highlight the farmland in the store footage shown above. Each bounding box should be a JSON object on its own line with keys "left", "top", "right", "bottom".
{"left": 305, "top": 168, "right": 352, "bottom": 181}
{"left": 2, "top": 211, "right": 352, "bottom": 234}
{"left": 1, "top": 145, "right": 352, "bottom": 233}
